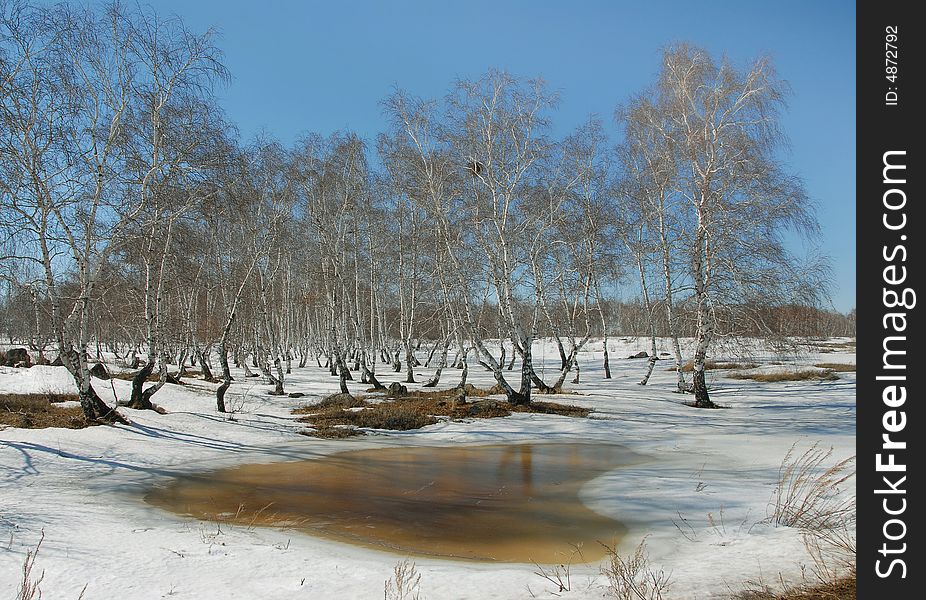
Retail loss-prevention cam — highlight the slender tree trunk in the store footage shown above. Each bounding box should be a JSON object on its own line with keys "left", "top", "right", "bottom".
{"left": 457, "top": 347, "right": 469, "bottom": 388}
{"left": 199, "top": 347, "right": 216, "bottom": 382}
{"left": 691, "top": 332, "right": 715, "bottom": 407}
{"left": 690, "top": 218, "right": 717, "bottom": 408}
{"left": 424, "top": 340, "right": 438, "bottom": 368}
{"left": 271, "top": 353, "right": 285, "bottom": 395}
{"left": 602, "top": 335, "right": 612, "bottom": 379}
{"left": 423, "top": 338, "right": 450, "bottom": 387}
{"left": 404, "top": 343, "right": 416, "bottom": 383}
{"left": 217, "top": 342, "right": 231, "bottom": 413}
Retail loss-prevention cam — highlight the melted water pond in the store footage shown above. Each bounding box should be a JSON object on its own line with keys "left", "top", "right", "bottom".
{"left": 146, "top": 443, "right": 633, "bottom": 563}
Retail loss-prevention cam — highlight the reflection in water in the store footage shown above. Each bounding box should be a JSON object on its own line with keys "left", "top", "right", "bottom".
{"left": 146, "top": 443, "right": 631, "bottom": 563}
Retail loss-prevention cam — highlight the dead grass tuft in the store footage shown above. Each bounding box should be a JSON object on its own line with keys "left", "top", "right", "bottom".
{"left": 601, "top": 538, "right": 670, "bottom": 600}
{"left": 770, "top": 442, "right": 855, "bottom": 531}
{"left": 735, "top": 573, "right": 855, "bottom": 600}
{"left": 351, "top": 403, "right": 439, "bottom": 430}
{"left": 673, "top": 360, "right": 759, "bottom": 372}
{"left": 298, "top": 425, "right": 364, "bottom": 439}
{"left": 292, "top": 393, "right": 369, "bottom": 414}
{"left": 0, "top": 393, "right": 94, "bottom": 430}
{"left": 384, "top": 559, "right": 422, "bottom": 600}
{"left": 813, "top": 363, "right": 855, "bottom": 372}
{"left": 512, "top": 401, "right": 591, "bottom": 417}
{"left": 16, "top": 532, "right": 44, "bottom": 600}
{"left": 727, "top": 370, "right": 839, "bottom": 383}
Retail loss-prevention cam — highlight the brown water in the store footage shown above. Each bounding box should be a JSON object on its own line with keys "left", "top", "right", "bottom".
{"left": 145, "top": 443, "right": 633, "bottom": 563}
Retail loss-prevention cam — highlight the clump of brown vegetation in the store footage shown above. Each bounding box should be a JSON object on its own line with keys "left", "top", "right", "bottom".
{"left": 727, "top": 370, "right": 839, "bottom": 383}
{"left": 813, "top": 363, "right": 855, "bottom": 372}
{"left": 293, "top": 392, "right": 368, "bottom": 412}
{"left": 298, "top": 425, "right": 362, "bottom": 439}
{"left": 0, "top": 393, "right": 94, "bottom": 430}
{"left": 735, "top": 574, "right": 855, "bottom": 600}
{"left": 295, "top": 386, "right": 590, "bottom": 438}
{"left": 673, "top": 360, "right": 758, "bottom": 372}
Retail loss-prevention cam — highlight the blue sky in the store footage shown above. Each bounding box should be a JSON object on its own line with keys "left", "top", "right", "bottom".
{"left": 129, "top": 0, "right": 857, "bottom": 311}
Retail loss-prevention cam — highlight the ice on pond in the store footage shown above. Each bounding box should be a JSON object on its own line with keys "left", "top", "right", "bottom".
{"left": 146, "top": 443, "right": 639, "bottom": 563}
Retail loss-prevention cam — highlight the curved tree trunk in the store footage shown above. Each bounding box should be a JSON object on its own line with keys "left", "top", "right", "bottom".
{"left": 199, "top": 347, "right": 216, "bottom": 383}
{"left": 423, "top": 339, "right": 449, "bottom": 387}
{"left": 61, "top": 347, "right": 126, "bottom": 424}
{"left": 404, "top": 344, "right": 416, "bottom": 383}
{"left": 127, "top": 360, "right": 156, "bottom": 409}
{"left": 457, "top": 348, "right": 469, "bottom": 388}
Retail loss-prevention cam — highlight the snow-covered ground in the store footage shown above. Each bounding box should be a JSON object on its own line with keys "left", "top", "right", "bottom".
{"left": 0, "top": 338, "right": 855, "bottom": 599}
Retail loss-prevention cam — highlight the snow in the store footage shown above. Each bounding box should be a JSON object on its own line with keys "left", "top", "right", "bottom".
{"left": 0, "top": 338, "right": 855, "bottom": 599}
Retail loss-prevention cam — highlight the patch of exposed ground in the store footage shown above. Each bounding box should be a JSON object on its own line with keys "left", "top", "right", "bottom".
{"left": 727, "top": 370, "right": 840, "bottom": 383}
{"left": 734, "top": 573, "right": 855, "bottom": 600}
{"left": 293, "top": 385, "right": 591, "bottom": 438}
{"left": 670, "top": 360, "right": 759, "bottom": 372}
{"left": 813, "top": 363, "right": 856, "bottom": 372}
{"left": 0, "top": 393, "right": 95, "bottom": 429}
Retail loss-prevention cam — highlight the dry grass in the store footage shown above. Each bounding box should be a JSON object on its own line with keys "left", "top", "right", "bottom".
{"left": 673, "top": 360, "right": 759, "bottom": 372}
{"left": 601, "top": 538, "right": 670, "bottom": 600}
{"left": 384, "top": 559, "right": 422, "bottom": 600}
{"left": 747, "top": 443, "right": 857, "bottom": 600}
{"left": 292, "top": 393, "right": 368, "bottom": 413}
{"left": 735, "top": 574, "right": 855, "bottom": 600}
{"left": 813, "top": 363, "right": 855, "bottom": 372}
{"left": 16, "top": 532, "right": 44, "bottom": 600}
{"left": 0, "top": 393, "right": 94, "bottom": 430}
{"left": 294, "top": 387, "right": 590, "bottom": 438}
{"left": 803, "top": 524, "right": 856, "bottom": 589}
{"left": 770, "top": 443, "right": 855, "bottom": 530}
{"left": 532, "top": 544, "right": 585, "bottom": 593}
{"left": 299, "top": 425, "right": 363, "bottom": 439}
{"left": 727, "top": 370, "right": 839, "bottom": 383}
{"left": 513, "top": 401, "right": 591, "bottom": 417}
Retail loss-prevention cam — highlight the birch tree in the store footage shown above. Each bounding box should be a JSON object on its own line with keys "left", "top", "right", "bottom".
{"left": 0, "top": 2, "right": 138, "bottom": 422}
{"left": 657, "top": 44, "right": 825, "bottom": 407}
{"left": 122, "top": 7, "right": 227, "bottom": 409}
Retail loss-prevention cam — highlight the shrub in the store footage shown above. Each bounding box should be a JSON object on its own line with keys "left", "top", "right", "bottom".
{"left": 384, "top": 559, "right": 422, "bottom": 600}
{"left": 601, "top": 539, "right": 670, "bottom": 600}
